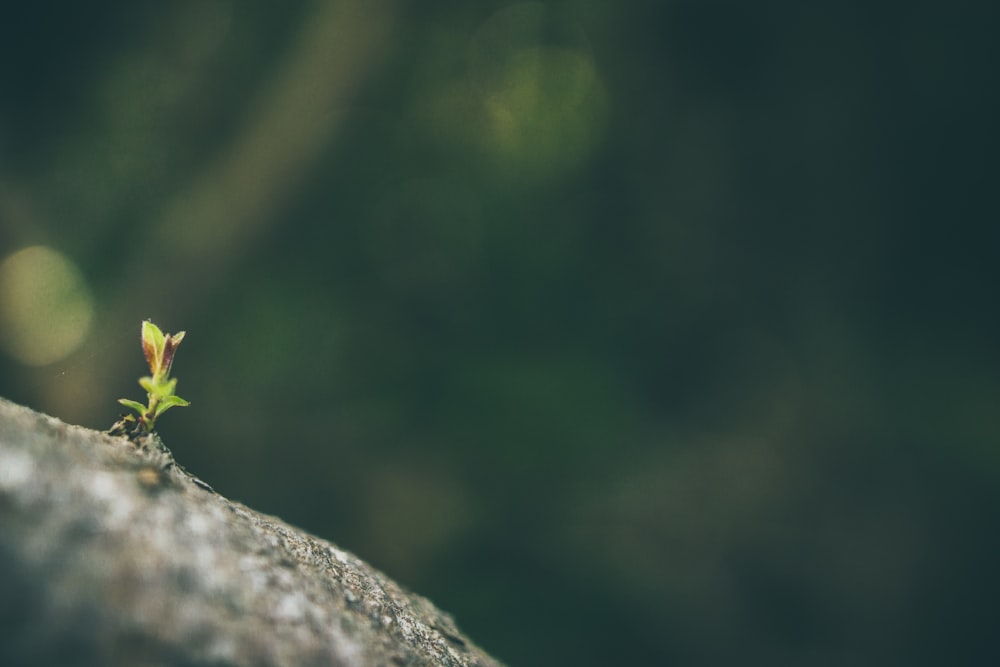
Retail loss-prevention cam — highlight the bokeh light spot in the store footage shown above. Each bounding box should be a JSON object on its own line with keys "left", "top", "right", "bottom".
{"left": 0, "top": 245, "right": 95, "bottom": 365}
{"left": 467, "top": 3, "right": 608, "bottom": 181}
{"left": 415, "top": 3, "right": 608, "bottom": 184}
{"left": 480, "top": 46, "right": 607, "bottom": 179}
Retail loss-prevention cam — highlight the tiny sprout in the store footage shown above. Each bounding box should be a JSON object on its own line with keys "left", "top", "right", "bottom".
{"left": 118, "top": 320, "right": 190, "bottom": 433}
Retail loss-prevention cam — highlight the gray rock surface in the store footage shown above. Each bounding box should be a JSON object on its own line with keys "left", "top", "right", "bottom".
{"left": 0, "top": 396, "right": 503, "bottom": 667}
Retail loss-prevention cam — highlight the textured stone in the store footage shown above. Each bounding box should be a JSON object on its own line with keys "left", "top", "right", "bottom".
{"left": 0, "top": 396, "right": 502, "bottom": 667}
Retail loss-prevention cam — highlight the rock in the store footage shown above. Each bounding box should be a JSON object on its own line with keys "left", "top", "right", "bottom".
{"left": 0, "top": 396, "right": 502, "bottom": 667}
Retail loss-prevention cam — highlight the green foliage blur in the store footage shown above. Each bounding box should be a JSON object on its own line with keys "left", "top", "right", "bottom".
{"left": 1, "top": 1, "right": 998, "bottom": 664}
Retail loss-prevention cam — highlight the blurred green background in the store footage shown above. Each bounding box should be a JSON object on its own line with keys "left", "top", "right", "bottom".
{"left": 1, "top": 1, "right": 998, "bottom": 664}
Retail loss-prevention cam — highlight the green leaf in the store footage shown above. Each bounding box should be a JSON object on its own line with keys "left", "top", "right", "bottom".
{"left": 153, "top": 394, "right": 190, "bottom": 418}
{"left": 124, "top": 321, "right": 190, "bottom": 431}
{"left": 141, "top": 320, "right": 166, "bottom": 375}
{"left": 118, "top": 399, "right": 147, "bottom": 415}
{"left": 160, "top": 331, "right": 185, "bottom": 378}
{"left": 146, "top": 377, "right": 177, "bottom": 400}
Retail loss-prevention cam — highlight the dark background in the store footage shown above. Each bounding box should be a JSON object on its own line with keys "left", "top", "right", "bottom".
{"left": 1, "top": 1, "right": 998, "bottom": 664}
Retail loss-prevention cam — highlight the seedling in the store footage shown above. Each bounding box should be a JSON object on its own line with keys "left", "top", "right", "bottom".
{"left": 117, "top": 320, "right": 190, "bottom": 433}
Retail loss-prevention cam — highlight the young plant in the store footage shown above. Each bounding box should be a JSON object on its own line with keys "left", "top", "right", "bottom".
{"left": 118, "top": 320, "right": 190, "bottom": 433}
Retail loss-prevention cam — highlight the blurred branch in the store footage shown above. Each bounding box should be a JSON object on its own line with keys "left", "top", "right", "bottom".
{"left": 0, "top": 395, "right": 501, "bottom": 666}
{"left": 59, "top": 0, "right": 397, "bottom": 421}
{"left": 148, "top": 0, "right": 396, "bottom": 269}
